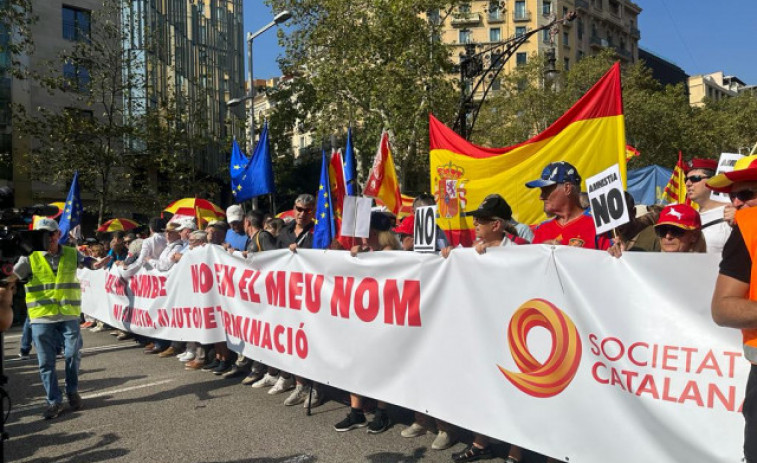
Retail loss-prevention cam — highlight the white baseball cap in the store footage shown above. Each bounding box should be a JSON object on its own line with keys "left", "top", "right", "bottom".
{"left": 226, "top": 205, "right": 244, "bottom": 223}
{"left": 34, "top": 218, "right": 59, "bottom": 232}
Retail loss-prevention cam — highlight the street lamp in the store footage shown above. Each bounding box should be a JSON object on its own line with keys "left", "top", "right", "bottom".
{"left": 226, "top": 96, "right": 252, "bottom": 138}
{"left": 246, "top": 10, "right": 292, "bottom": 151}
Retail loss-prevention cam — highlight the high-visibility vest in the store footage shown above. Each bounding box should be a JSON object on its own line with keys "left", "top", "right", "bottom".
{"left": 735, "top": 207, "right": 757, "bottom": 363}
{"left": 25, "top": 247, "right": 81, "bottom": 319}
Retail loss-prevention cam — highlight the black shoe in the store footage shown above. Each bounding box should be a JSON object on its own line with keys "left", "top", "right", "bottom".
{"left": 43, "top": 403, "right": 64, "bottom": 420}
{"left": 367, "top": 409, "right": 390, "bottom": 434}
{"left": 451, "top": 444, "right": 493, "bottom": 462}
{"left": 221, "top": 364, "right": 247, "bottom": 379}
{"left": 202, "top": 359, "right": 220, "bottom": 371}
{"left": 212, "top": 360, "right": 233, "bottom": 375}
{"left": 67, "top": 392, "right": 82, "bottom": 411}
{"left": 334, "top": 410, "right": 367, "bottom": 432}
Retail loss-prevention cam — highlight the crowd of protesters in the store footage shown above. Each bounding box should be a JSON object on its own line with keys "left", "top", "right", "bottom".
{"left": 14, "top": 154, "right": 751, "bottom": 462}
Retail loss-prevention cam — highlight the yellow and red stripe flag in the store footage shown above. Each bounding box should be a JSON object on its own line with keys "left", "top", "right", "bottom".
{"left": 626, "top": 144, "right": 640, "bottom": 162}
{"left": 329, "top": 149, "right": 347, "bottom": 222}
{"left": 364, "top": 130, "right": 402, "bottom": 215}
{"left": 661, "top": 151, "right": 691, "bottom": 206}
{"left": 430, "top": 62, "right": 627, "bottom": 245}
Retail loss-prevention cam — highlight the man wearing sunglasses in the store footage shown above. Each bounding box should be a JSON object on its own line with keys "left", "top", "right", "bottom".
{"left": 277, "top": 194, "right": 316, "bottom": 251}
{"left": 708, "top": 154, "right": 757, "bottom": 462}
{"left": 684, "top": 158, "right": 731, "bottom": 254}
{"left": 525, "top": 161, "right": 610, "bottom": 250}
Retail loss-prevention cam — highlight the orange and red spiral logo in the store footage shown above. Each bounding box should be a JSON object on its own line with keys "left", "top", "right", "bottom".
{"left": 497, "top": 298, "right": 582, "bottom": 398}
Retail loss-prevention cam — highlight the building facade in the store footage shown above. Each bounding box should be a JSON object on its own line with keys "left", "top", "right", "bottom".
{"left": 1, "top": 0, "right": 244, "bottom": 208}
{"left": 688, "top": 71, "right": 747, "bottom": 107}
{"left": 439, "top": 0, "right": 641, "bottom": 84}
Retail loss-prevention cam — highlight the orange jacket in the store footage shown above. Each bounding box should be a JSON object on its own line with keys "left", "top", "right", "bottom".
{"left": 735, "top": 206, "right": 757, "bottom": 363}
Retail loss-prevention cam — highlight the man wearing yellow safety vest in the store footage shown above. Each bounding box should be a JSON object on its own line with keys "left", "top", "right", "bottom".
{"left": 709, "top": 154, "right": 757, "bottom": 462}
{"left": 11, "top": 218, "right": 90, "bottom": 420}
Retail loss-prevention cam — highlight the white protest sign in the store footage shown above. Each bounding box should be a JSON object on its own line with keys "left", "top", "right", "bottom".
{"left": 413, "top": 205, "right": 438, "bottom": 252}
{"left": 341, "top": 196, "right": 372, "bottom": 238}
{"left": 710, "top": 153, "right": 744, "bottom": 202}
{"left": 586, "top": 163, "right": 629, "bottom": 234}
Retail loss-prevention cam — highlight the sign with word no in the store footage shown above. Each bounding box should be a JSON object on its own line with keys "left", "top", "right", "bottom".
{"left": 586, "top": 164, "right": 629, "bottom": 235}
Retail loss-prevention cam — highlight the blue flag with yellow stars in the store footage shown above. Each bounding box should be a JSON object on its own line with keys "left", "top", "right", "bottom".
{"left": 313, "top": 150, "right": 336, "bottom": 249}
{"left": 58, "top": 170, "right": 82, "bottom": 244}
{"left": 232, "top": 122, "right": 275, "bottom": 202}
{"left": 229, "top": 138, "right": 248, "bottom": 185}
{"left": 344, "top": 125, "right": 357, "bottom": 196}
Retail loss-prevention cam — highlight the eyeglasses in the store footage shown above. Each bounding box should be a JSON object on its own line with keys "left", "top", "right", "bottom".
{"left": 295, "top": 206, "right": 313, "bottom": 213}
{"left": 655, "top": 225, "right": 686, "bottom": 238}
{"left": 472, "top": 217, "right": 495, "bottom": 225}
{"left": 729, "top": 188, "right": 757, "bottom": 203}
{"left": 685, "top": 175, "right": 710, "bottom": 183}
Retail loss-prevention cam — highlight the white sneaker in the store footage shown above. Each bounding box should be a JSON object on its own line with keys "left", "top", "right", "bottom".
{"left": 252, "top": 373, "right": 278, "bottom": 389}
{"left": 401, "top": 422, "right": 427, "bottom": 438}
{"left": 431, "top": 430, "right": 456, "bottom": 450}
{"left": 178, "top": 351, "right": 195, "bottom": 362}
{"left": 267, "top": 375, "right": 295, "bottom": 395}
{"left": 303, "top": 386, "right": 322, "bottom": 409}
{"left": 90, "top": 325, "right": 106, "bottom": 333}
{"left": 284, "top": 384, "right": 307, "bottom": 406}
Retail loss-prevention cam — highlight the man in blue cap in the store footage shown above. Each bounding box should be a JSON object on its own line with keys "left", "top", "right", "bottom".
{"left": 526, "top": 161, "right": 610, "bottom": 250}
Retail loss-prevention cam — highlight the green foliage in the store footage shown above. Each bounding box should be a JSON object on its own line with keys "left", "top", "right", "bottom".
{"left": 474, "top": 50, "right": 757, "bottom": 169}
{"left": 265, "top": 0, "right": 460, "bottom": 194}
{"left": 0, "top": 0, "right": 37, "bottom": 79}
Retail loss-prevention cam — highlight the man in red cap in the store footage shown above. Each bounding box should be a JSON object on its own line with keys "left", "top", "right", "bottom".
{"left": 708, "top": 154, "right": 757, "bottom": 462}
{"left": 685, "top": 158, "right": 731, "bottom": 253}
{"left": 654, "top": 204, "right": 705, "bottom": 253}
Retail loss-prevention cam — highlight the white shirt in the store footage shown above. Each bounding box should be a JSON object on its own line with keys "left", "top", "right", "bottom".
{"left": 119, "top": 233, "right": 168, "bottom": 278}
{"left": 154, "top": 239, "right": 184, "bottom": 272}
{"left": 700, "top": 205, "right": 732, "bottom": 255}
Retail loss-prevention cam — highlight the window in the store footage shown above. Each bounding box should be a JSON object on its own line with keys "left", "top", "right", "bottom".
{"left": 459, "top": 2, "right": 471, "bottom": 14}
{"left": 491, "top": 78, "right": 501, "bottom": 91}
{"left": 563, "top": 30, "right": 569, "bottom": 45}
{"left": 488, "top": 2, "right": 501, "bottom": 20}
{"left": 542, "top": 29, "right": 551, "bottom": 43}
{"left": 63, "top": 59, "right": 90, "bottom": 92}
{"left": 515, "top": 26, "right": 526, "bottom": 37}
{"left": 459, "top": 29, "right": 472, "bottom": 44}
{"left": 564, "top": 58, "right": 570, "bottom": 70}
{"left": 543, "top": 1, "right": 552, "bottom": 15}
{"left": 516, "top": 52, "right": 527, "bottom": 66}
{"left": 62, "top": 6, "right": 91, "bottom": 42}
{"left": 577, "top": 19, "right": 584, "bottom": 40}
{"left": 427, "top": 9, "right": 441, "bottom": 25}
{"left": 490, "top": 28, "right": 501, "bottom": 42}
{"left": 514, "top": 1, "right": 526, "bottom": 19}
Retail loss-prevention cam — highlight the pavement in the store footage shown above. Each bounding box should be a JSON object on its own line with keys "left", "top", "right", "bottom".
{"left": 0, "top": 325, "right": 534, "bottom": 463}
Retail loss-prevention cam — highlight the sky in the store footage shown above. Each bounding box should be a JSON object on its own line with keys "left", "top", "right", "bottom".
{"left": 245, "top": 0, "right": 757, "bottom": 84}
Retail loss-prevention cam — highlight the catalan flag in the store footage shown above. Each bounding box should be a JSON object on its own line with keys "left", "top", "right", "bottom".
{"left": 363, "top": 130, "right": 402, "bottom": 215}
{"left": 429, "top": 62, "right": 627, "bottom": 245}
{"left": 661, "top": 151, "right": 690, "bottom": 206}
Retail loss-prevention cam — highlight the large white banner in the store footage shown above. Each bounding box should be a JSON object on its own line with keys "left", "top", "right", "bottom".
{"left": 79, "top": 245, "right": 745, "bottom": 463}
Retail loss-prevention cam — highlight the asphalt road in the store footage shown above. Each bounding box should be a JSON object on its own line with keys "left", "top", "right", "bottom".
{"left": 0, "top": 325, "right": 540, "bottom": 463}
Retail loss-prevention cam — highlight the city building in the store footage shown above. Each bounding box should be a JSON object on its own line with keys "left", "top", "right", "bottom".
{"left": 688, "top": 71, "right": 749, "bottom": 107}
{"left": 638, "top": 48, "right": 688, "bottom": 89}
{"left": 438, "top": 0, "right": 641, "bottom": 81}
{"left": 1, "top": 0, "right": 244, "bottom": 209}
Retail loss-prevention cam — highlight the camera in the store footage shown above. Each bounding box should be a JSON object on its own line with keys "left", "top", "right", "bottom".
{"left": 0, "top": 205, "right": 59, "bottom": 284}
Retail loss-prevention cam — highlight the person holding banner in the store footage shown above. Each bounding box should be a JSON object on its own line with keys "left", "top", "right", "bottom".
{"left": 607, "top": 193, "right": 661, "bottom": 257}
{"left": 684, "top": 158, "right": 732, "bottom": 254}
{"left": 707, "top": 154, "right": 757, "bottom": 462}
{"left": 525, "top": 161, "right": 610, "bottom": 250}
{"left": 654, "top": 204, "right": 706, "bottom": 253}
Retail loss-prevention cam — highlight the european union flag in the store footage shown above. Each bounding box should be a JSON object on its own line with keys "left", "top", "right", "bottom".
{"left": 232, "top": 122, "right": 275, "bottom": 202}
{"left": 344, "top": 125, "right": 357, "bottom": 196}
{"left": 313, "top": 150, "right": 336, "bottom": 249}
{"left": 229, "top": 138, "right": 248, "bottom": 184}
{"left": 58, "top": 170, "right": 82, "bottom": 244}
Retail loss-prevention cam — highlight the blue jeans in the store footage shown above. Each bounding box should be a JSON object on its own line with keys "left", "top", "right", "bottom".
{"left": 30, "top": 319, "right": 83, "bottom": 405}
{"left": 20, "top": 316, "right": 32, "bottom": 355}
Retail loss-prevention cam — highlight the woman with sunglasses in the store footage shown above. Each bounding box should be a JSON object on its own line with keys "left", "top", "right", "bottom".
{"left": 653, "top": 204, "right": 706, "bottom": 253}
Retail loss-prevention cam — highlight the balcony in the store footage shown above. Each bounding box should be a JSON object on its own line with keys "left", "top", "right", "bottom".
{"left": 575, "top": 0, "right": 590, "bottom": 10}
{"left": 589, "top": 35, "right": 608, "bottom": 48}
{"left": 452, "top": 12, "right": 482, "bottom": 26}
{"left": 487, "top": 12, "right": 505, "bottom": 23}
{"left": 630, "top": 25, "right": 640, "bottom": 38}
{"left": 513, "top": 11, "right": 531, "bottom": 22}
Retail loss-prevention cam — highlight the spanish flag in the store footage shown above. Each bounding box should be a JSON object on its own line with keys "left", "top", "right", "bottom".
{"left": 364, "top": 130, "right": 402, "bottom": 215}
{"left": 430, "top": 62, "right": 626, "bottom": 245}
{"left": 661, "top": 151, "right": 690, "bottom": 206}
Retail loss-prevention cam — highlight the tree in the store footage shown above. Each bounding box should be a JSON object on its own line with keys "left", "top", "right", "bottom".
{"left": 266, "top": 0, "right": 460, "bottom": 194}
{"left": 0, "top": 0, "right": 37, "bottom": 79}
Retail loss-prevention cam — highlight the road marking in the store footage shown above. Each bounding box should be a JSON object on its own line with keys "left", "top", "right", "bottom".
{"left": 13, "top": 379, "right": 175, "bottom": 412}
{"left": 4, "top": 343, "right": 138, "bottom": 365}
